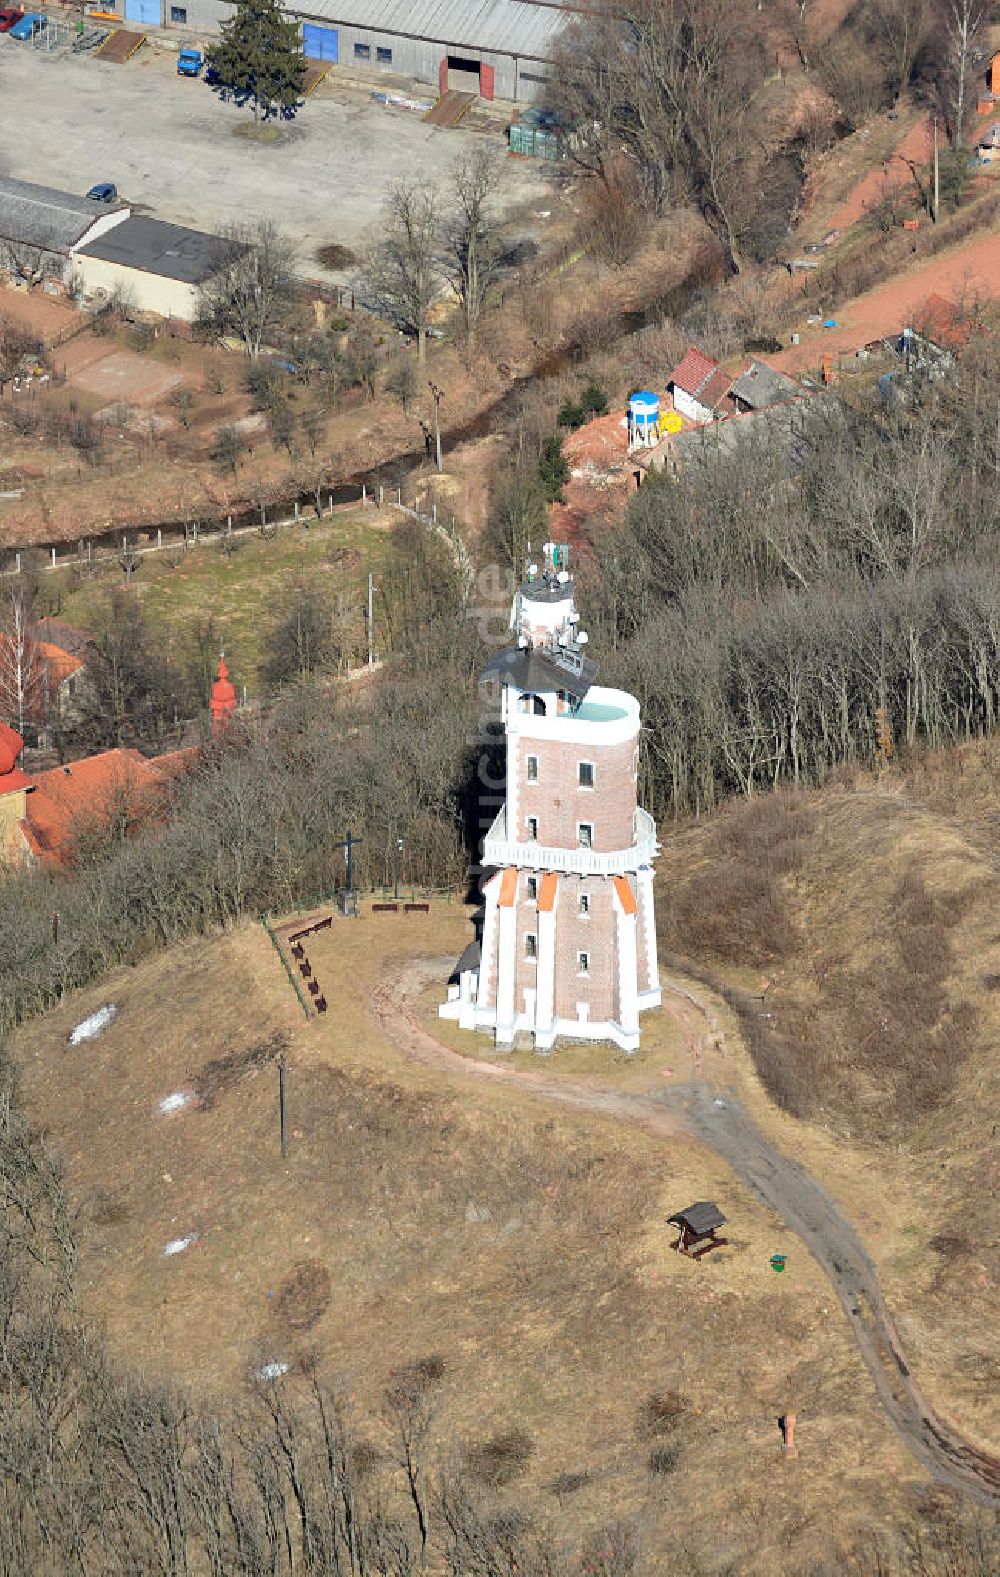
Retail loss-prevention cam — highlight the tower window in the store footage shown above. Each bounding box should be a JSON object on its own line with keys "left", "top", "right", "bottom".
{"left": 526, "top": 816, "right": 539, "bottom": 842}
{"left": 525, "top": 933, "right": 537, "bottom": 960}
{"left": 527, "top": 876, "right": 538, "bottom": 901}
{"left": 526, "top": 754, "right": 538, "bottom": 782}
{"left": 533, "top": 695, "right": 546, "bottom": 716}
{"left": 579, "top": 893, "right": 590, "bottom": 916}
{"left": 577, "top": 951, "right": 590, "bottom": 976}
{"left": 578, "top": 761, "right": 594, "bottom": 788}
{"left": 578, "top": 823, "right": 593, "bottom": 849}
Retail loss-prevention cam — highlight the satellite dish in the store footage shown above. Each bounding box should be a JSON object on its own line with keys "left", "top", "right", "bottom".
{"left": 557, "top": 570, "right": 569, "bottom": 584}
{"left": 577, "top": 631, "right": 589, "bottom": 645}
{"left": 528, "top": 563, "right": 538, "bottom": 576}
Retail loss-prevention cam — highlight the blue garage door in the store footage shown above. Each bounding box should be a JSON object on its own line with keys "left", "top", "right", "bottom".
{"left": 302, "top": 23, "right": 338, "bottom": 61}
{"left": 125, "top": 0, "right": 160, "bottom": 22}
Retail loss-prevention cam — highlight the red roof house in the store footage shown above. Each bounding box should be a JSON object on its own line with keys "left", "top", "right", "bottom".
{"left": 668, "top": 348, "right": 732, "bottom": 423}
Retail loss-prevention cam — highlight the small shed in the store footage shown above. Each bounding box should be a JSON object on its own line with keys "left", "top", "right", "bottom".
{"left": 667, "top": 347, "right": 731, "bottom": 424}
{"left": 667, "top": 1200, "right": 727, "bottom": 1258}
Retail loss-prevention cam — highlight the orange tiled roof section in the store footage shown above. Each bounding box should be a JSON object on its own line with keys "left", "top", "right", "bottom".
{"left": 669, "top": 346, "right": 723, "bottom": 398}
{"left": 0, "top": 720, "right": 31, "bottom": 796}
{"left": 613, "top": 875, "right": 637, "bottom": 915}
{"left": 498, "top": 867, "right": 518, "bottom": 906}
{"left": 537, "top": 872, "right": 558, "bottom": 911}
{"left": 24, "top": 748, "right": 163, "bottom": 858}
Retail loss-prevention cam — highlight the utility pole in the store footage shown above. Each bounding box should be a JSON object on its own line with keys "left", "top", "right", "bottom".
{"left": 393, "top": 836, "right": 404, "bottom": 900}
{"left": 429, "top": 382, "right": 443, "bottom": 473}
{"left": 933, "top": 115, "right": 940, "bottom": 224}
{"left": 367, "top": 572, "right": 374, "bottom": 668}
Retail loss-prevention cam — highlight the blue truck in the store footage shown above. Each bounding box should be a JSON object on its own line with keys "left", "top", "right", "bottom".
{"left": 176, "top": 45, "right": 202, "bottom": 75}
{"left": 9, "top": 12, "right": 45, "bottom": 38}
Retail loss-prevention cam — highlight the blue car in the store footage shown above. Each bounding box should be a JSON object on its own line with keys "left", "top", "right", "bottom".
{"left": 177, "top": 46, "right": 202, "bottom": 76}
{"left": 87, "top": 182, "right": 117, "bottom": 203}
{"left": 9, "top": 11, "right": 45, "bottom": 38}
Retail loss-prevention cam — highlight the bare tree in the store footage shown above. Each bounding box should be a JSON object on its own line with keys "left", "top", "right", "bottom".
{"left": 383, "top": 1355, "right": 444, "bottom": 1567}
{"left": 871, "top": 0, "right": 933, "bottom": 100}
{"left": 0, "top": 316, "right": 42, "bottom": 397}
{"left": 440, "top": 148, "right": 505, "bottom": 351}
{"left": 363, "top": 180, "right": 440, "bottom": 361}
{"left": 198, "top": 219, "right": 296, "bottom": 360}
{"left": 0, "top": 584, "right": 42, "bottom": 742}
{"left": 942, "top": 0, "right": 985, "bottom": 145}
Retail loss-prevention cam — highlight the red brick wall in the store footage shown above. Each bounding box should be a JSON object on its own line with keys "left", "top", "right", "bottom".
{"left": 516, "top": 735, "right": 637, "bottom": 851}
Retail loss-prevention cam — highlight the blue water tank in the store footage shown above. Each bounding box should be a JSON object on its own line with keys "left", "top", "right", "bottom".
{"left": 629, "top": 391, "right": 660, "bottom": 428}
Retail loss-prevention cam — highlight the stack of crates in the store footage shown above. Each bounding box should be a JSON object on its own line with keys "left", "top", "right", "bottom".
{"left": 509, "top": 106, "right": 563, "bottom": 160}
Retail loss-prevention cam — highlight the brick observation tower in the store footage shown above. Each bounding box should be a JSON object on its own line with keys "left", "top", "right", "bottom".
{"left": 441, "top": 543, "right": 660, "bottom": 1052}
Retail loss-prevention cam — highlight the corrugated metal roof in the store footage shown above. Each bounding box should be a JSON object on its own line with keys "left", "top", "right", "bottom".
{"left": 0, "top": 175, "right": 116, "bottom": 254}
{"left": 291, "top": 0, "right": 567, "bottom": 59}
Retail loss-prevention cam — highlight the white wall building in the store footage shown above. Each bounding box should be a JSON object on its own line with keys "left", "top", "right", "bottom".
{"left": 442, "top": 545, "right": 661, "bottom": 1053}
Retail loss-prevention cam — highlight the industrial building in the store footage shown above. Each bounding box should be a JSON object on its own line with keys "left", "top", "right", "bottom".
{"left": 101, "top": 0, "right": 565, "bottom": 100}
{"left": 0, "top": 175, "right": 129, "bottom": 284}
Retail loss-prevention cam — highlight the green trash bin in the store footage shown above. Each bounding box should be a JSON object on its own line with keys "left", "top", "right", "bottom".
{"left": 770, "top": 1254, "right": 787, "bottom": 1273}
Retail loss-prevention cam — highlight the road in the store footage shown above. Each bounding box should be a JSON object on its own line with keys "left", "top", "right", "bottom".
{"left": 371, "top": 959, "right": 1000, "bottom": 1507}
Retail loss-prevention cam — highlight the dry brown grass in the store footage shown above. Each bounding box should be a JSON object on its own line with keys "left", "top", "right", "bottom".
{"left": 655, "top": 754, "right": 1000, "bottom": 1459}
{"left": 10, "top": 905, "right": 914, "bottom": 1575}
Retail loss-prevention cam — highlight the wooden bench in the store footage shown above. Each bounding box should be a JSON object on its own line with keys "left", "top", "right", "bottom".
{"left": 315, "top": 996, "right": 327, "bottom": 1013}
{"left": 404, "top": 902, "right": 430, "bottom": 914}
{"left": 372, "top": 902, "right": 399, "bottom": 913}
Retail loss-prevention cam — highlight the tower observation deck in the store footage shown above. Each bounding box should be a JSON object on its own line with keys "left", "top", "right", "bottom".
{"left": 441, "top": 543, "right": 661, "bottom": 1052}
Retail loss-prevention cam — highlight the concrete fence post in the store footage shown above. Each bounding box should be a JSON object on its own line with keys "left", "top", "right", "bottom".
{"left": 51, "top": 547, "right": 56, "bottom": 569}
{"left": 15, "top": 552, "right": 21, "bottom": 574}
{"left": 227, "top": 514, "right": 232, "bottom": 533}
{"left": 397, "top": 487, "right": 401, "bottom": 505}
{"left": 294, "top": 499, "right": 300, "bottom": 520}
{"left": 379, "top": 485, "right": 384, "bottom": 507}
{"left": 362, "top": 483, "right": 367, "bottom": 505}
{"left": 432, "top": 503, "right": 437, "bottom": 523}
{"left": 328, "top": 494, "right": 333, "bottom": 514}
{"left": 157, "top": 528, "right": 162, "bottom": 549}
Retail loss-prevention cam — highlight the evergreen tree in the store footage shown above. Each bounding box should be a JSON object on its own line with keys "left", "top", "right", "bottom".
{"left": 206, "top": 0, "right": 306, "bottom": 122}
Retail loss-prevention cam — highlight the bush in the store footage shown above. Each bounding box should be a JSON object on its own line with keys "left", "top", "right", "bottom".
{"left": 648, "top": 1444, "right": 679, "bottom": 1475}
{"left": 465, "top": 1428, "right": 534, "bottom": 1488}
{"left": 637, "top": 1390, "right": 688, "bottom": 1438}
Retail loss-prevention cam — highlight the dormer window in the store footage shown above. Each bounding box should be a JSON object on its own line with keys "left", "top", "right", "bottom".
{"left": 533, "top": 695, "right": 546, "bottom": 716}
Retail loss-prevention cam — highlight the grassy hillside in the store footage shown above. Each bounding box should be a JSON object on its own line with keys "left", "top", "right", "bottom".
{"left": 11, "top": 908, "right": 921, "bottom": 1574}
{"left": 655, "top": 746, "right": 1000, "bottom": 1454}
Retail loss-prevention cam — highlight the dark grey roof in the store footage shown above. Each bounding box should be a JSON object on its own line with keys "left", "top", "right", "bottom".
{"left": 0, "top": 175, "right": 120, "bottom": 254}
{"left": 668, "top": 394, "right": 827, "bottom": 476}
{"left": 729, "top": 358, "right": 804, "bottom": 411}
{"left": 481, "top": 644, "right": 598, "bottom": 704}
{"left": 668, "top": 1201, "right": 726, "bottom": 1234}
{"left": 73, "top": 216, "right": 227, "bottom": 284}
{"left": 450, "top": 940, "right": 481, "bottom": 983}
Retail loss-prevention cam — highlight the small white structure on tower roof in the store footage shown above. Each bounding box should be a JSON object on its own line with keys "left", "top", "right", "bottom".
{"left": 441, "top": 543, "right": 661, "bottom": 1052}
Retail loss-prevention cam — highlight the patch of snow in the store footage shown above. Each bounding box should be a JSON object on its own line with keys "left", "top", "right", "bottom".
{"left": 158, "top": 1091, "right": 192, "bottom": 1116}
{"left": 713, "top": 1097, "right": 728, "bottom": 1109}
{"left": 255, "top": 1361, "right": 289, "bottom": 1382}
{"left": 69, "top": 1004, "right": 117, "bottom": 1045}
{"left": 162, "top": 1234, "right": 198, "bottom": 1257}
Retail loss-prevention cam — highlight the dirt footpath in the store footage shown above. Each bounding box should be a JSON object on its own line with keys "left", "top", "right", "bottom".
{"left": 372, "top": 957, "right": 1000, "bottom": 1508}
{"left": 774, "top": 227, "right": 1000, "bottom": 375}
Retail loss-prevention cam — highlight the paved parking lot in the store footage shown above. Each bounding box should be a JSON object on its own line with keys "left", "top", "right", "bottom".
{"left": 0, "top": 41, "right": 550, "bottom": 271}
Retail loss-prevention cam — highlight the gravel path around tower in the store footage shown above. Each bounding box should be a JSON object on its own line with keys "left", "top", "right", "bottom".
{"left": 371, "top": 959, "right": 1000, "bottom": 1507}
